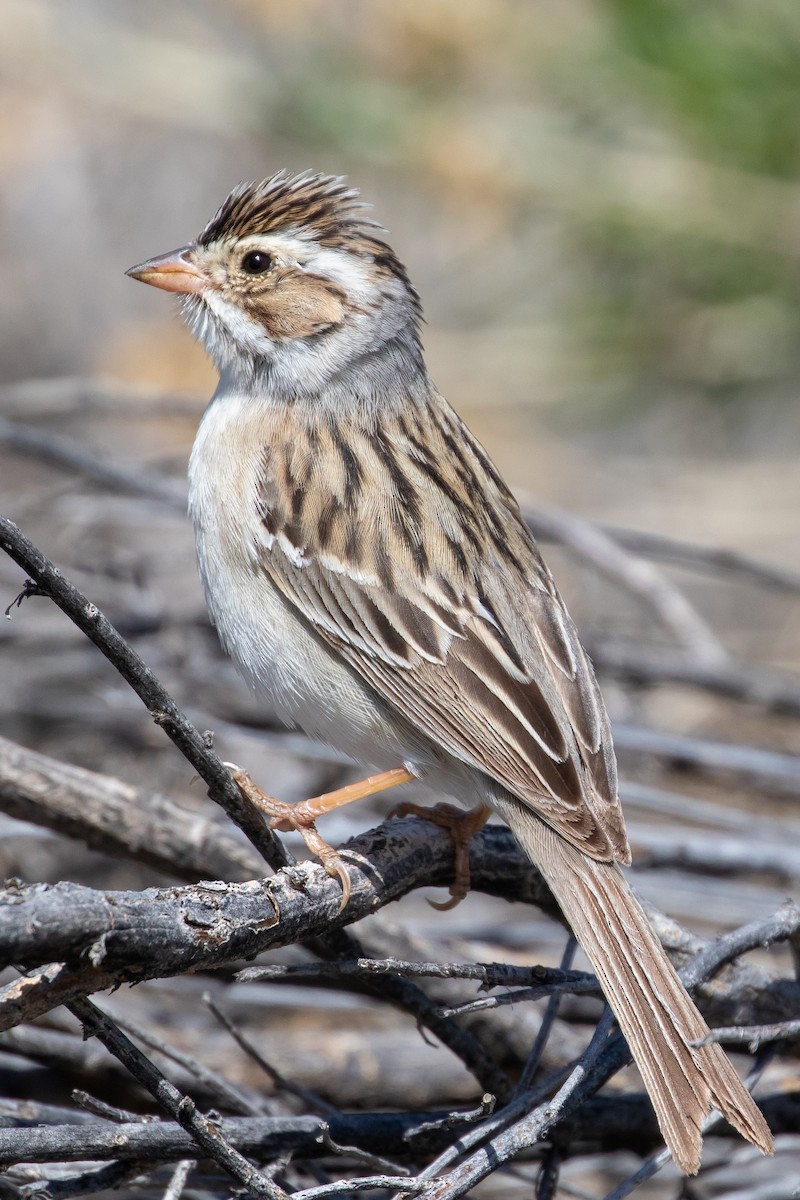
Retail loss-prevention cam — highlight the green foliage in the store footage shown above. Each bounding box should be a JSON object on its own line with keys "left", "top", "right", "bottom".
{"left": 607, "top": 0, "right": 800, "bottom": 178}
{"left": 219, "top": 4, "right": 800, "bottom": 418}
{"left": 553, "top": 1, "right": 800, "bottom": 411}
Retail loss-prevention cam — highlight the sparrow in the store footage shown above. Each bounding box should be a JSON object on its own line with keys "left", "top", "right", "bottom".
{"left": 127, "top": 170, "right": 773, "bottom": 1174}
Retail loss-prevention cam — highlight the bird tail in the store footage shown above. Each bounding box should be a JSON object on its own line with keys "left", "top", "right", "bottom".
{"left": 495, "top": 797, "right": 773, "bottom": 1174}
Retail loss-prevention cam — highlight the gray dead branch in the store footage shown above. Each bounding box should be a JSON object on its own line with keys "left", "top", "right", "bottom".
{"left": 0, "top": 382, "right": 798, "bottom": 1198}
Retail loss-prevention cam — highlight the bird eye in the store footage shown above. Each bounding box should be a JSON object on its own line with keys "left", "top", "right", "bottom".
{"left": 241, "top": 250, "right": 272, "bottom": 275}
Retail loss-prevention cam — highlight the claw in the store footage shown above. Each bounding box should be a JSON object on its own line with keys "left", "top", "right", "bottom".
{"left": 391, "top": 800, "right": 492, "bottom": 910}
{"left": 332, "top": 859, "right": 352, "bottom": 913}
{"left": 232, "top": 763, "right": 418, "bottom": 913}
{"left": 232, "top": 767, "right": 353, "bottom": 910}
{"left": 427, "top": 889, "right": 465, "bottom": 912}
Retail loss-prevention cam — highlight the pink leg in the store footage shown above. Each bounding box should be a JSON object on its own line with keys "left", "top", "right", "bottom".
{"left": 233, "top": 766, "right": 416, "bottom": 910}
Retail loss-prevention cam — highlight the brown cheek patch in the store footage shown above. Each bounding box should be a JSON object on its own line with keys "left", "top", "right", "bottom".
{"left": 248, "top": 273, "right": 347, "bottom": 340}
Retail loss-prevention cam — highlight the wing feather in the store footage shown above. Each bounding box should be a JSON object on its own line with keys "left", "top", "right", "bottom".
{"left": 250, "top": 396, "right": 630, "bottom": 863}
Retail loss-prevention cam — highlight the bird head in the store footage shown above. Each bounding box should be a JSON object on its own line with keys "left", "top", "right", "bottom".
{"left": 127, "top": 171, "right": 423, "bottom": 395}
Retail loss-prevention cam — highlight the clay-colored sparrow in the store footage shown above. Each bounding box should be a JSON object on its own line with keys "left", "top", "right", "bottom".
{"left": 128, "top": 171, "right": 772, "bottom": 1173}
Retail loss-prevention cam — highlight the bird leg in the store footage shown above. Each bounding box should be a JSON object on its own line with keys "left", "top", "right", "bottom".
{"left": 232, "top": 766, "right": 415, "bottom": 910}
{"left": 389, "top": 801, "right": 492, "bottom": 909}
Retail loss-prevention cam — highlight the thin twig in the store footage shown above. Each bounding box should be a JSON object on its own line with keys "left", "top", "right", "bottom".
{"left": 204, "top": 991, "right": 338, "bottom": 1117}
{"left": 516, "top": 937, "right": 577, "bottom": 1095}
{"left": 692, "top": 1017, "right": 800, "bottom": 1050}
{"left": 519, "top": 496, "right": 728, "bottom": 666}
{"left": 535, "top": 1145, "right": 562, "bottom": 1200}
{"left": 601, "top": 1145, "right": 673, "bottom": 1200}
{"left": 318, "top": 1127, "right": 411, "bottom": 1182}
{"left": 292, "top": 1179, "right": 426, "bottom": 1199}
{"left": 0, "top": 516, "right": 285, "bottom": 871}
{"left": 72, "top": 1090, "right": 148, "bottom": 1124}
{"left": 109, "top": 1008, "right": 261, "bottom": 1116}
{"left": 66, "top": 995, "right": 290, "bottom": 1200}
{"left": 438, "top": 977, "right": 598, "bottom": 1019}
{"left": 408, "top": 1012, "right": 616, "bottom": 1200}
{"left": 680, "top": 899, "right": 800, "bottom": 990}
{"left": 237, "top": 958, "right": 594, "bottom": 991}
{"left": 162, "top": 1159, "right": 194, "bottom": 1200}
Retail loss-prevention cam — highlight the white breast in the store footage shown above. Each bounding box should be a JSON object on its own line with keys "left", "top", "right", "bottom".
{"left": 187, "top": 389, "right": 443, "bottom": 782}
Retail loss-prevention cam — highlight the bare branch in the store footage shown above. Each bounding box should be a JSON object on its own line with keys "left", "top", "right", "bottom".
{"left": 66, "top": 996, "right": 290, "bottom": 1199}
{"left": 0, "top": 821, "right": 555, "bottom": 991}
{"left": 693, "top": 1018, "right": 800, "bottom": 1050}
{"left": 1, "top": 1093, "right": 792, "bottom": 1169}
{"left": 0, "top": 735, "right": 262, "bottom": 883}
{"left": 587, "top": 638, "right": 800, "bottom": 715}
{"left": 0, "top": 515, "right": 285, "bottom": 871}
{"left": 518, "top": 497, "right": 728, "bottom": 666}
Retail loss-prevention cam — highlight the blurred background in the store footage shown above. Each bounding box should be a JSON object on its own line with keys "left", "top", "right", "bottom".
{"left": 2, "top": 0, "right": 800, "bottom": 553}
{"left": 1, "top": 4, "right": 799, "bottom": 1193}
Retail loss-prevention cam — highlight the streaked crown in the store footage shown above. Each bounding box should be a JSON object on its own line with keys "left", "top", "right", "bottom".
{"left": 198, "top": 171, "right": 377, "bottom": 250}
{"left": 128, "top": 170, "right": 425, "bottom": 397}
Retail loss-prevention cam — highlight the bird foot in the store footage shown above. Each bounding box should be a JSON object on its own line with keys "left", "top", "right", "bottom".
{"left": 232, "top": 768, "right": 354, "bottom": 911}
{"left": 389, "top": 801, "right": 492, "bottom": 909}
{"left": 232, "top": 765, "right": 416, "bottom": 912}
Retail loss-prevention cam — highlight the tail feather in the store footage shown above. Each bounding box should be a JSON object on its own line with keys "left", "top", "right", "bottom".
{"left": 496, "top": 797, "right": 774, "bottom": 1175}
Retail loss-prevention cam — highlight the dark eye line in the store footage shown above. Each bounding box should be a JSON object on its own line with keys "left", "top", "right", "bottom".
{"left": 241, "top": 250, "right": 273, "bottom": 275}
